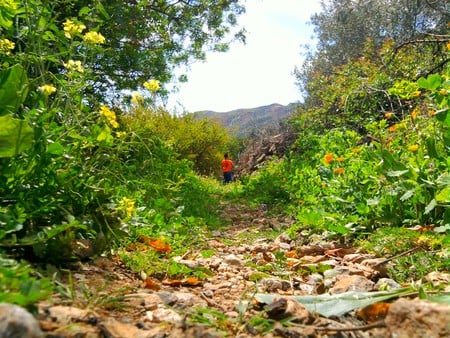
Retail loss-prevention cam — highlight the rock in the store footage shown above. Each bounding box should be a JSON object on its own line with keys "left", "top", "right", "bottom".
{"left": 46, "top": 305, "right": 92, "bottom": 325}
{"left": 374, "top": 278, "right": 402, "bottom": 291}
{"left": 260, "top": 278, "right": 291, "bottom": 292}
{"left": 265, "top": 298, "right": 314, "bottom": 324}
{"left": 146, "top": 308, "right": 182, "bottom": 323}
{"left": 385, "top": 298, "right": 450, "bottom": 338}
{"left": 0, "top": 303, "right": 43, "bottom": 338}
{"left": 223, "top": 254, "right": 243, "bottom": 266}
{"left": 329, "top": 275, "right": 374, "bottom": 294}
{"left": 100, "top": 318, "right": 153, "bottom": 338}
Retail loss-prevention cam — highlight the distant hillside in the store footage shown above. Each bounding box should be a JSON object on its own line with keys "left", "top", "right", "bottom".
{"left": 193, "top": 103, "right": 300, "bottom": 137}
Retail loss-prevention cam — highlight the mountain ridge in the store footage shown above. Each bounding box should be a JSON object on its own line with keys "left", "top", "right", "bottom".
{"left": 193, "top": 102, "right": 300, "bottom": 137}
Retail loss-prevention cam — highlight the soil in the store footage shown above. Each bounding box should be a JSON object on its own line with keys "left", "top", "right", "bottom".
{"left": 35, "top": 200, "right": 449, "bottom": 338}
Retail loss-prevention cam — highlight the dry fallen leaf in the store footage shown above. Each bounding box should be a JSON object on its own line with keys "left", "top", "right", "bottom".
{"left": 325, "top": 248, "right": 356, "bottom": 257}
{"left": 144, "top": 278, "right": 161, "bottom": 291}
{"left": 162, "top": 279, "right": 183, "bottom": 287}
{"left": 357, "top": 302, "right": 392, "bottom": 322}
{"left": 138, "top": 235, "right": 172, "bottom": 253}
{"left": 182, "top": 277, "right": 202, "bottom": 286}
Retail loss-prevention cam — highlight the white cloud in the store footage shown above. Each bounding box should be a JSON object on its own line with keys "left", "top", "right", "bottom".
{"left": 168, "top": 0, "right": 322, "bottom": 112}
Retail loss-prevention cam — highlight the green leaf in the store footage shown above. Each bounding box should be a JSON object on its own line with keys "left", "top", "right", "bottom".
{"left": 436, "top": 187, "right": 450, "bottom": 204}
{"left": 387, "top": 169, "right": 409, "bottom": 177}
{"left": 254, "top": 287, "right": 414, "bottom": 317}
{"left": 417, "top": 74, "right": 442, "bottom": 91}
{"left": 0, "top": 65, "right": 29, "bottom": 116}
{"left": 424, "top": 199, "right": 437, "bottom": 214}
{"left": 0, "top": 115, "right": 34, "bottom": 157}
{"left": 47, "top": 141, "right": 64, "bottom": 155}
{"left": 400, "top": 189, "right": 414, "bottom": 201}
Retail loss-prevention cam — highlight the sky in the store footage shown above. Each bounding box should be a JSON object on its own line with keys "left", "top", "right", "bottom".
{"left": 167, "top": 0, "right": 322, "bottom": 113}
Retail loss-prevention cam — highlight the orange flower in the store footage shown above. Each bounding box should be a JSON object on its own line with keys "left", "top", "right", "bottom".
{"left": 429, "top": 109, "right": 436, "bottom": 116}
{"left": 324, "top": 153, "right": 334, "bottom": 164}
{"left": 321, "top": 182, "right": 327, "bottom": 188}
{"left": 411, "top": 110, "right": 418, "bottom": 121}
{"left": 333, "top": 167, "right": 344, "bottom": 175}
{"left": 384, "top": 112, "right": 393, "bottom": 119}
{"left": 388, "top": 124, "right": 397, "bottom": 132}
{"left": 352, "top": 147, "right": 359, "bottom": 154}
{"left": 337, "top": 156, "right": 345, "bottom": 163}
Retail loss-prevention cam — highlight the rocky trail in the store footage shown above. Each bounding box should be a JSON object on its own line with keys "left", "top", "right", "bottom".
{"left": 9, "top": 201, "right": 448, "bottom": 337}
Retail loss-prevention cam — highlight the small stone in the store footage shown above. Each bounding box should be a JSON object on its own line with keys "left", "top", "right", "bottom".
{"left": 0, "top": 303, "right": 43, "bottom": 338}
{"left": 385, "top": 298, "right": 450, "bottom": 338}
{"left": 261, "top": 278, "right": 291, "bottom": 292}
{"left": 223, "top": 254, "right": 243, "bottom": 266}
{"left": 146, "top": 308, "right": 182, "bottom": 323}
{"left": 374, "top": 278, "right": 401, "bottom": 291}
{"left": 329, "top": 275, "right": 374, "bottom": 294}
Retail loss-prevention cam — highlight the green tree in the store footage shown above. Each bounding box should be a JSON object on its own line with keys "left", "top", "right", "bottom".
{"left": 50, "top": 0, "right": 246, "bottom": 96}
{"left": 296, "top": 0, "right": 449, "bottom": 98}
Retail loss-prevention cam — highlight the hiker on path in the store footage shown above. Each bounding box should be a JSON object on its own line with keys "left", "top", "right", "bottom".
{"left": 221, "top": 153, "right": 233, "bottom": 184}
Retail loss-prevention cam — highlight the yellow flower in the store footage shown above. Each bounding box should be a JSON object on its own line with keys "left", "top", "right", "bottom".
{"left": 116, "top": 131, "right": 126, "bottom": 138}
{"left": 408, "top": 144, "right": 419, "bottom": 152}
{"left": 0, "top": 38, "right": 15, "bottom": 55}
{"left": 83, "top": 31, "right": 106, "bottom": 44}
{"left": 38, "top": 84, "right": 57, "bottom": 96}
{"left": 143, "top": 79, "right": 160, "bottom": 92}
{"left": 384, "top": 112, "right": 393, "bottom": 119}
{"left": 324, "top": 153, "right": 334, "bottom": 164}
{"left": 64, "top": 59, "right": 84, "bottom": 73}
{"left": 412, "top": 90, "right": 421, "bottom": 97}
{"left": 63, "top": 19, "right": 86, "bottom": 39}
{"left": 117, "top": 197, "right": 135, "bottom": 218}
{"left": 99, "top": 105, "right": 119, "bottom": 128}
{"left": 131, "top": 91, "right": 144, "bottom": 104}
{"left": 440, "top": 89, "right": 448, "bottom": 96}
{"left": 447, "top": 42, "right": 450, "bottom": 50}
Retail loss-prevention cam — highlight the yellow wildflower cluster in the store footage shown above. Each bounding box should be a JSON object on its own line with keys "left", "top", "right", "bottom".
{"left": 99, "top": 105, "right": 119, "bottom": 128}
{"left": 117, "top": 197, "right": 136, "bottom": 218}
{"left": 38, "top": 84, "right": 57, "bottom": 96}
{"left": 408, "top": 144, "right": 419, "bottom": 152}
{"left": 63, "top": 19, "right": 86, "bottom": 39}
{"left": 0, "top": 38, "right": 15, "bottom": 55}
{"left": 143, "top": 79, "right": 160, "bottom": 92}
{"left": 64, "top": 59, "right": 84, "bottom": 73}
{"left": 83, "top": 31, "right": 105, "bottom": 44}
{"left": 131, "top": 92, "right": 144, "bottom": 104}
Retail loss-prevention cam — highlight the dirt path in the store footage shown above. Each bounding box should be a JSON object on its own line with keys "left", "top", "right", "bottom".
{"left": 36, "top": 201, "right": 449, "bottom": 337}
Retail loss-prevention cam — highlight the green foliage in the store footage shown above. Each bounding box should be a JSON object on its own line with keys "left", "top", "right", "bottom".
{"left": 122, "top": 106, "right": 232, "bottom": 176}
{"left": 0, "top": 255, "right": 53, "bottom": 309}
{"left": 357, "top": 227, "right": 449, "bottom": 283}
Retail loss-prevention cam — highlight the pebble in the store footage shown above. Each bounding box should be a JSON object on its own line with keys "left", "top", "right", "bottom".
{"left": 0, "top": 303, "right": 43, "bottom": 338}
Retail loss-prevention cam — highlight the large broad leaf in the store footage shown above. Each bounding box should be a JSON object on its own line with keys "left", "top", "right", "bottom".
{"left": 0, "top": 115, "right": 34, "bottom": 157}
{"left": 254, "top": 288, "right": 414, "bottom": 317}
{"left": 417, "top": 74, "right": 442, "bottom": 91}
{"left": 0, "top": 64, "right": 29, "bottom": 116}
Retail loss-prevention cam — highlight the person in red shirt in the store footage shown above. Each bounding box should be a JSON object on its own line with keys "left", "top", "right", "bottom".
{"left": 221, "top": 153, "right": 233, "bottom": 184}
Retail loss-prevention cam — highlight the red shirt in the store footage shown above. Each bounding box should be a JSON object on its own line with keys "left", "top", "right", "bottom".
{"left": 221, "top": 158, "right": 233, "bottom": 172}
